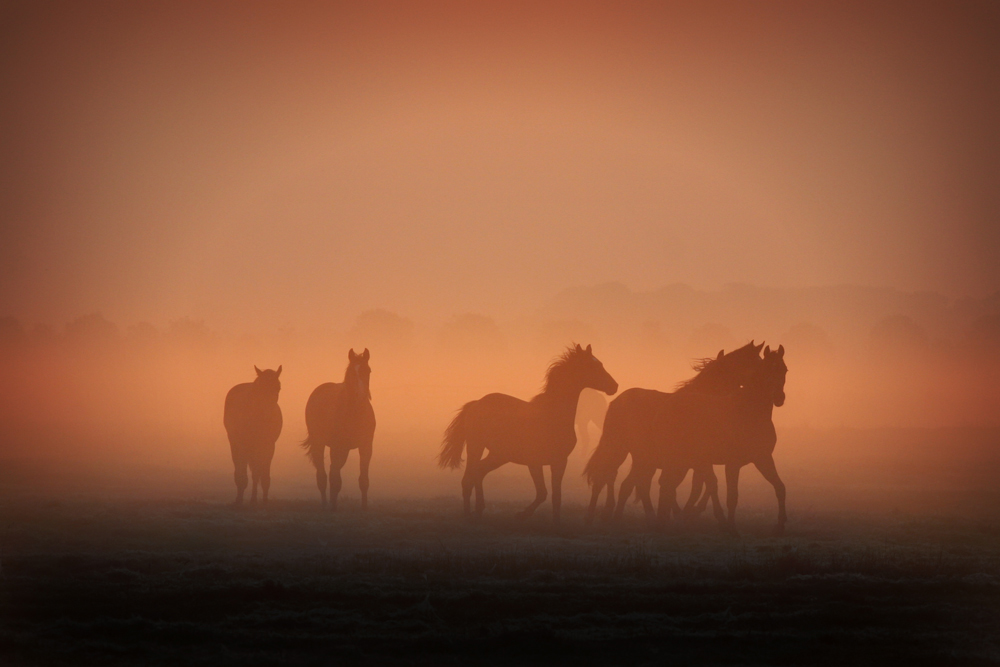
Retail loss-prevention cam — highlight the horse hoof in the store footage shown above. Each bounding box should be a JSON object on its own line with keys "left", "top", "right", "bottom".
{"left": 514, "top": 511, "right": 530, "bottom": 522}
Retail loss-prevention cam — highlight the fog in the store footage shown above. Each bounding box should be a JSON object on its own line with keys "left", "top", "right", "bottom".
{"left": 1, "top": 2, "right": 998, "bottom": 509}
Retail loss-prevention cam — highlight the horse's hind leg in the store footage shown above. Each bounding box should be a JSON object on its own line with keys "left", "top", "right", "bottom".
{"left": 657, "top": 467, "right": 686, "bottom": 529}
{"left": 724, "top": 463, "right": 742, "bottom": 534}
{"left": 614, "top": 468, "right": 636, "bottom": 520}
{"left": 696, "top": 467, "right": 727, "bottom": 527}
{"left": 516, "top": 465, "right": 547, "bottom": 520}
{"left": 249, "top": 463, "right": 260, "bottom": 505}
{"left": 260, "top": 442, "right": 275, "bottom": 506}
{"left": 358, "top": 440, "right": 372, "bottom": 511}
{"left": 231, "top": 442, "right": 248, "bottom": 506}
{"left": 471, "top": 451, "right": 508, "bottom": 517}
{"left": 328, "top": 446, "right": 350, "bottom": 511}
{"left": 601, "top": 472, "right": 618, "bottom": 523}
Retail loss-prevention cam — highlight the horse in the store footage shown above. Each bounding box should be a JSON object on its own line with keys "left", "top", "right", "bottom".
{"left": 438, "top": 344, "right": 618, "bottom": 523}
{"left": 302, "top": 349, "right": 376, "bottom": 510}
{"left": 224, "top": 365, "right": 283, "bottom": 506}
{"left": 616, "top": 345, "right": 787, "bottom": 534}
{"left": 575, "top": 388, "right": 609, "bottom": 452}
{"left": 583, "top": 341, "right": 764, "bottom": 525}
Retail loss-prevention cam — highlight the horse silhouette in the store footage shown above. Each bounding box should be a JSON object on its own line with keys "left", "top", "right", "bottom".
{"left": 575, "top": 388, "right": 609, "bottom": 452}
{"left": 302, "top": 349, "right": 375, "bottom": 510}
{"left": 583, "top": 341, "right": 764, "bottom": 525}
{"left": 439, "top": 344, "right": 618, "bottom": 523}
{"left": 223, "top": 365, "right": 283, "bottom": 506}
{"left": 614, "top": 345, "right": 787, "bottom": 534}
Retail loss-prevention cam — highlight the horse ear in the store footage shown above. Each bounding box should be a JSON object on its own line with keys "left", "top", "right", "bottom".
{"left": 755, "top": 341, "right": 765, "bottom": 353}
{"left": 585, "top": 344, "right": 592, "bottom": 354}
{"left": 717, "top": 350, "right": 724, "bottom": 360}
{"left": 254, "top": 365, "right": 263, "bottom": 377}
{"left": 575, "top": 343, "right": 583, "bottom": 352}
{"left": 348, "top": 349, "right": 356, "bottom": 360}
{"left": 764, "top": 345, "right": 771, "bottom": 356}
{"left": 362, "top": 348, "right": 370, "bottom": 361}
{"left": 276, "top": 365, "right": 282, "bottom": 377}
{"left": 777, "top": 344, "right": 784, "bottom": 357}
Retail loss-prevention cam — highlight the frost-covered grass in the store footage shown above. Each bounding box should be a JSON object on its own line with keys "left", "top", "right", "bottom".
{"left": 1, "top": 496, "right": 999, "bottom": 665}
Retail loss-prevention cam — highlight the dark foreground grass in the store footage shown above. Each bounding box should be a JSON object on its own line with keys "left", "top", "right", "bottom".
{"left": 1, "top": 496, "right": 999, "bottom": 666}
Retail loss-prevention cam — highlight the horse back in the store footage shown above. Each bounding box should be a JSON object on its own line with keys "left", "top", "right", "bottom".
{"left": 224, "top": 383, "right": 282, "bottom": 444}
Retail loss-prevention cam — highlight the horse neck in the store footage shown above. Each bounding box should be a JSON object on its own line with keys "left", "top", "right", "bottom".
{"left": 739, "top": 374, "right": 775, "bottom": 420}
{"left": 682, "top": 364, "right": 739, "bottom": 394}
{"left": 535, "top": 375, "right": 587, "bottom": 417}
{"left": 340, "top": 369, "right": 368, "bottom": 405}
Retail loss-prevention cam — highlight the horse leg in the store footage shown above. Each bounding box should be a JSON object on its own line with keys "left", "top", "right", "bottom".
{"left": 550, "top": 458, "right": 567, "bottom": 524}
{"left": 725, "top": 463, "right": 741, "bottom": 534}
{"left": 470, "top": 451, "right": 508, "bottom": 517}
{"left": 753, "top": 453, "right": 787, "bottom": 535}
{"left": 657, "top": 467, "right": 686, "bottom": 528}
{"left": 633, "top": 466, "right": 657, "bottom": 528}
{"left": 601, "top": 471, "right": 618, "bottom": 523}
{"left": 585, "top": 476, "right": 603, "bottom": 525}
{"left": 698, "top": 467, "right": 727, "bottom": 527}
{"left": 516, "top": 465, "right": 547, "bottom": 520}
{"left": 315, "top": 447, "right": 328, "bottom": 509}
{"left": 614, "top": 467, "right": 637, "bottom": 521}
{"left": 683, "top": 468, "right": 706, "bottom": 519}
{"left": 327, "top": 446, "right": 350, "bottom": 511}
{"left": 249, "top": 455, "right": 260, "bottom": 505}
{"left": 231, "top": 443, "right": 248, "bottom": 506}
{"left": 358, "top": 440, "right": 372, "bottom": 511}
{"left": 461, "top": 442, "right": 485, "bottom": 518}
{"left": 260, "top": 442, "right": 274, "bottom": 506}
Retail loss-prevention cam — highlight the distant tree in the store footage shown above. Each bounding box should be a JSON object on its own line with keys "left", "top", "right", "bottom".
{"left": 439, "top": 313, "right": 505, "bottom": 353}
{"left": 782, "top": 322, "right": 835, "bottom": 357}
{"left": 349, "top": 309, "right": 414, "bottom": 350}
{"left": 687, "top": 323, "right": 736, "bottom": 356}
{"left": 127, "top": 321, "right": 159, "bottom": 344}
{"left": 65, "top": 313, "right": 119, "bottom": 344}
{"left": 870, "top": 314, "right": 928, "bottom": 352}
{"left": 166, "top": 317, "right": 214, "bottom": 350}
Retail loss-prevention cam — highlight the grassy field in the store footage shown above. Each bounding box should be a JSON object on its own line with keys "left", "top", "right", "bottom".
{"left": 1, "top": 495, "right": 999, "bottom": 666}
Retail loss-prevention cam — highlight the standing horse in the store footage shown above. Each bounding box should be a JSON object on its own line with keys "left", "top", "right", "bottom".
{"left": 583, "top": 341, "right": 764, "bottom": 525}
{"left": 302, "top": 349, "right": 375, "bottom": 510}
{"left": 224, "top": 365, "right": 283, "bottom": 506}
{"left": 439, "top": 344, "right": 618, "bottom": 523}
{"left": 617, "top": 345, "right": 788, "bottom": 534}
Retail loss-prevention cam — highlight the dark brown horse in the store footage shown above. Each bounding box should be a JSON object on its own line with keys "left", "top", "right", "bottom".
{"left": 616, "top": 345, "right": 787, "bottom": 534}
{"left": 302, "top": 349, "right": 375, "bottom": 510}
{"left": 439, "top": 344, "right": 618, "bottom": 523}
{"left": 583, "top": 341, "right": 764, "bottom": 525}
{"left": 224, "top": 365, "right": 283, "bottom": 506}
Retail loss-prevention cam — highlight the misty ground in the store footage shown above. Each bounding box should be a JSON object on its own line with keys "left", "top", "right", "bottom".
{"left": 1, "top": 490, "right": 999, "bottom": 666}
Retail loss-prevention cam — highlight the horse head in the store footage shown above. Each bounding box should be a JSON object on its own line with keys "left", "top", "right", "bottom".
{"left": 685, "top": 340, "right": 764, "bottom": 392}
{"left": 760, "top": 345, "right": 787, "bottom": 407}
{"left": 253, "top": 365, "right": 282, "bottom": 402}
{"left": 347, "top": 348, "right": 372, "bottom": 400}
{"left": 572, "top": 343, "right": 619, "bottom": 396}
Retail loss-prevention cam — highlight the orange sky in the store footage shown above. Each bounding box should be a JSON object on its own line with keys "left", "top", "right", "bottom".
{"left": 1, "top": 1, "right": 997, "bottom": 332}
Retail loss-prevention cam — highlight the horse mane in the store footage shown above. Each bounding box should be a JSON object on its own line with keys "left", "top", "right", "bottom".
{"left": 675, "top": 341, "right": 758, "bottom": 391}
{"left": 538, "top": 346, "right": 588, "bottom": 396}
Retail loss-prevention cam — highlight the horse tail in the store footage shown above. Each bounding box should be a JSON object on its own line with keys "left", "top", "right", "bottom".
{"left": 583, "top": 399, "right": 626, "bottom": 487}
{"left": 300, "top": 435, "right": 325, "bottom": 471}
{"left": 438, "top": 402, "right": 473, "bottom": 469}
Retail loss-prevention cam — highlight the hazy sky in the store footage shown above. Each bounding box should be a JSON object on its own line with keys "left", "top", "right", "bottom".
{"left": 2, "top": 1, "right": 997, "bottom": 332}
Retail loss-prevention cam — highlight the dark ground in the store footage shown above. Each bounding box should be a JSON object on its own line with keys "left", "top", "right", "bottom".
{"left": 0, "top": 495, "right": 998, "bottom": 666}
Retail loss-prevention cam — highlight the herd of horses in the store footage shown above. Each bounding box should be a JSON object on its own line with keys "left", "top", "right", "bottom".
{"left": 224, "top": 340, "right": 788, "bottom": 533}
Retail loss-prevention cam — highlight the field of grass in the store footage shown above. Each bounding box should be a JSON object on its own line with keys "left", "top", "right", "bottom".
{"left": 1, "top": 494, "right": 999, "bottom": 666}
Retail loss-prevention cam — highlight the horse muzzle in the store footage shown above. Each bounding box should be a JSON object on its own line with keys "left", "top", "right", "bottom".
{"left": 774, "top": 392, "right": 785, "bottom": 407}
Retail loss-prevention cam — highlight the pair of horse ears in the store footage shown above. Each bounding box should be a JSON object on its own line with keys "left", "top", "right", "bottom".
{"left": 348, "top": 348, "right": 370, "bottom": 361}
{"left": 574, "top": 343, "right": 593, "bottom": 355}
{"left": 763, "top": 345, "right": 785, "bottom": 358}
{"left": 254, "top": 365, "right": 282, "bottom": 377}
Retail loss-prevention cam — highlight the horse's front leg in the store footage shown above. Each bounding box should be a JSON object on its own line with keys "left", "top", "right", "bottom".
{"left": 550, "top": 459, "right": 567, "bottom": 524}
{"left": 516, "top": 465, "right": 547, "bottom": 520}
{"left": 724, "top": 463, "right": 742, "bottom": 534}
{"left": 358, "top": 440, "right": 372, "bottom": 511}
{"left": 461, "top": 442, "right": 485, "bottom": 518}
{"left": 327, "top": 446, "right": 350, "bottom": 511}
{"left": 753, "top": 453, "right": 786, "bottom": 535}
